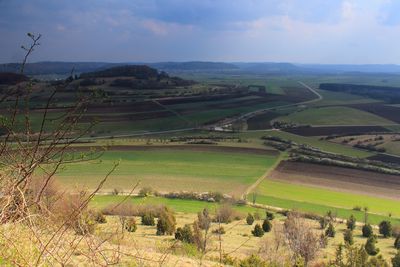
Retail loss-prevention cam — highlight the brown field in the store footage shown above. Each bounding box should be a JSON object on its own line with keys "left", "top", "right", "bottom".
{"left": 269, "top": 161, "right": 400, "bottom": 200}
{"left": 350, "top": 103, "right": 400, "bottom": 123}
{"left": 368, "top": 153, "right": 400, "bottom": 164}
{"left": 283, "top": 125, "right": 388, "bottom": 136}
{"left": 246, "top": 111, "right": 281, "bottom": 130}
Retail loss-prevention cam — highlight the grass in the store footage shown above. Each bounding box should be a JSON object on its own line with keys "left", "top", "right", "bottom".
{"left": 253, "top": 179, "right": 400, "bottom": 225}
{"left": 277, "top": 106, "right": 395, "bottom": 126}
{"left": 57, "top": 149, "right": 277, "bottom": 195}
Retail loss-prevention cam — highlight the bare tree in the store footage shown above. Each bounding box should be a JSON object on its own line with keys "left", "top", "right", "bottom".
{"left": 282, "top": 212, "right": 324, "bottom": 265}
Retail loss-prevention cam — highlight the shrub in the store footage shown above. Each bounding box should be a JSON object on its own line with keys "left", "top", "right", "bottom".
{"left": 392, "top": 250, "right": 400, "bottom": 267}
{"left": 253, "top": 211, "right": 261, "bottom": 220}
{"left": 266, "top": 211, "right": 275, "bottom": 221}
{"left": 175, "top": 224, "right": 194, "bottom": 243}
{"left": 319, "top": 217, "right": 329, "bottom": 229}
{"left": 141, "top": 213, "right": 155, "bottom": 226}
{"left": 214, "top": 204, "right": 234, "bottom": 224}
{"left": 395, "top": 236, "right": 400, "bottom": 249}
{"left": 73, "top": 211, "right": 97, "bottom": 235}
{"left": 262, "top": 219, "right": 272, "bottom": 233}
{"left": 92, "top": 210, "right": 107, "bottom": 224}
{"left": 212, "top": 227, "right": 225, "bottom": 235}
{"left": 156, "top": 207, "right": 176, "bottom": 235}
{"left": 344, "top": 229, "right": 354, "bottom": 245}
{"left": 125, "top": 217, "right": 137, "bottom": 232}
{"left": 252, "top": 224, "right": 264, "bottom": 237}
{"left": 325, "top": 223, "right": 336, "bottom": 237}
{"left": 246, "top": 213, "right": 255, "bottom": 225}
{"left": 238, "top": 254, "right": 268, "bottom": 267}
{"left": 353, "top": 206, "right": 362, "bottom": 211}
{"left": 346, "top": 215, "right": 356, "bottom": 231}
{"left": 379, "top": 221, "right": 392, "bottom": 238}
{"left": 138, "top": 186, "right": 153, "bottom": 197}
{"left": 365, "top": 236, "right": 379, "bottom": 256}
{"left": 362, "top": 224, "right": 373, "bottom": 238}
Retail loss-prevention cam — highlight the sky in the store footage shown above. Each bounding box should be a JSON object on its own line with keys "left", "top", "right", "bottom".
{"left": 1, "top": 0, "right": 400, "bottom": 64}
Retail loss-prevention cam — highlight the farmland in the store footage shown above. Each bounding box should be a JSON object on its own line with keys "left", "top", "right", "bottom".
{"left": 57, "top": 145, "right": 278, "bottom": 196}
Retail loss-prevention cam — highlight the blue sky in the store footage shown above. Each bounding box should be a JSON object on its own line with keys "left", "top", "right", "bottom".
{"left": 1, "top": 0, "right": 400, "bottom": 64}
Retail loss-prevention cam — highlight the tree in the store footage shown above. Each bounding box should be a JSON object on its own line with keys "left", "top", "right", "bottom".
{"left": 246, "top": 213, "right": 255, "bottom": 225}
{"left": 193, "top": 208, "right": 212, "bottom": 252}
{"left": 395, "top": 235, "right": 400, "bottom": 249}
{"left": 262, "top": 218, "right": 272, "bottom": 233}
{"left": 343, "top": 229, "right": 354, "bottom": 245}
{"left": 362, "top": 224, "right": 373, "bottom": 238}
{"left": 392, "top": 250, "right": 400, "bottom": 267}
{"left": 325, "top": 223, "right": 336, "bottom": 237}
{"left": 283, "top": 212, "right": 323, "bottom": 265}
{"left": 252, "top": 224, "right": 264, "bottom": 237}
{"left": 156, "top": 207, "right": 176, "bottom": 235}
{"left": 365, "top": 236, "right": 380, "bottom": 256}
{"left": 346, "top": 215, "right": 356, "bottom": 231}
{"left": 175, "top": 224, "right": 194, "bottom": 243}
{"left": 379, "top": 221, "right": 392, "bottom": 238}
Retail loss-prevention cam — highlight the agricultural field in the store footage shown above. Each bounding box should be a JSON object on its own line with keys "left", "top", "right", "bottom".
{"left": 57, "top": 145, "right": 278, "bottom": 196}
{"left": 276, "top": 106, "right": 395, "bottom": 126}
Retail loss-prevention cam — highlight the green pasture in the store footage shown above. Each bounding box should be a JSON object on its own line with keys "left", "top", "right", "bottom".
{"left": 91, "top": 195, "right": 260, "bottom": 214}
{"left": 277, "top": 106, "right": 394, "bottom": 126}
{"left": 57, "top": 148, "right": 277, "bottom": 195}
{"left": 252, "top": 179, "right": 400, "bottom": 224}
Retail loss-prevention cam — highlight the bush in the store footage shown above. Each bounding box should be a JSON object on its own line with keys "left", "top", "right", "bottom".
{"left": 214, "top": 204, "right": 235, "bottom": 224}
{"left": 392, "top": 250, "right": 400, "bottom": 267}
{"left": 325, "top": 223, "right": 336, "bottom": 237}
{"left": 365, "top": 236, "right": 379, "bottom": 256}
{"left": 156, "top": 207, "right": 176, "bottom": 235}
{"left": 319, "top": 217, "right": 329, "bottom": 229}
{"left": 362, "top": 224, "right": 373, "bottom": 238}
{"left": 141, "top": 213, "right": 155, "bottom": 226}
{"left": 346, "top": 215, "right": 356, "bottom": 231}
{"left": 212, "top": 227, "right": 225, "bottom": 235}
{"left": 238, "top": 254, "right": 268, "bottom": 267}
{"left": 125, "top": 217, "right": 137, "bottom": 232}
{"left": 344, "top": 229, "right": 354, "bottom": 245}
{"left": 92, "top": 210, "right": 107, "bottom": 224}
{"left": 395, "top": 236, "right": 400, "bottom": 249}
{"left": 379, "top": 221, "right": 392, "bottom": 238}
{"left": 246, "top": 213, "right": 255, "bottom": 225}
{"left": 73, "top": 211, "right": 97, "bottom": 235}
{"left": 266, "top": 211, "right": 274, "bottom": 221}
{"left": 138, "top": 186, "right": 153, "bottom": 197}
{"left": 262, "top": 219, "right": 272, "bottom": 233}
{"left": 175, "top": 224, "right": 194, "bottom": 243}
{"left": 252, "top": 224, "right": 264, "bottom": 237}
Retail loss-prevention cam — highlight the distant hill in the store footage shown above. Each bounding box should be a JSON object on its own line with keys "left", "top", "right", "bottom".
{"left": 150, "top": 61, "right": 239, "bottom": 71}
{"left": 79, "top": 65, "right": 195, "bottom": 89}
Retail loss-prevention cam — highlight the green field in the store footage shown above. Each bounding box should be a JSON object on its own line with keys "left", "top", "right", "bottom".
{"left": 277, "top": 106, "right": 394, "bottom": 126}
{"left": 253, "top": 179, "right": 400, "bottom": 224}
{"left": 92, "top": 195, "right": 261, "bottom": 214}
{"left": 57, "top": 148, "right": 277, "bottom": 196}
